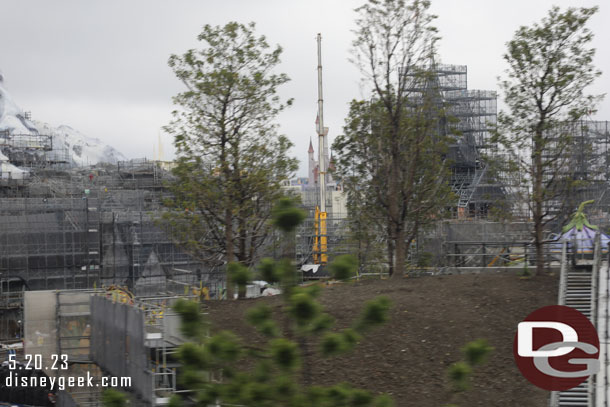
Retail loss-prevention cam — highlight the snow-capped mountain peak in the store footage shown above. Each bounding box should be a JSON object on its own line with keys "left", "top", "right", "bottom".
{"left": 34, "top": 121, "right": 126, "bottom": 166}
{"left": 0, "top": 70, "right": 126, "bottom": 169}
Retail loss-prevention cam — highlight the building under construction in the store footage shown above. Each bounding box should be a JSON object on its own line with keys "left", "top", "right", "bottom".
{"left": 1, "top": 128, "right": 71, "bottom": 167}
{"left": 0, "top": 154, "right": 230, "bottom": 351}
{"left": 0, "top": 151, "right": 227, "bottom": 405}
{"left": 0, "top": 160, "right": 222, "bottom": 295}
{"left": 406, "top": 63, "right": 504, "bottom": 218}
{"left": 417, "top": 66, "right": 610, "bottom": 225}
{"left": 524, "top": 120, "right": 610, "bottom": 229}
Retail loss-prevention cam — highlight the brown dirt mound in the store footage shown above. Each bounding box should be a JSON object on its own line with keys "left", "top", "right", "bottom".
{"left": 205, "top": 272, "right": 557, "bottom": 406}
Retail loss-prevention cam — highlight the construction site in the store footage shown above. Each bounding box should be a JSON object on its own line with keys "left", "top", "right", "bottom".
{"left": 0, "top": 148, "right": 224, "bottom": 405}
{"left": 1, "top": 57, "right": 610, "bottom": 406}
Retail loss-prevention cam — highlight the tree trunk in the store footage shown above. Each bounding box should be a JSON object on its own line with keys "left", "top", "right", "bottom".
{"left": 388, "top": 132, "right": 401, "bottom": 278}
{"left": 284, "top": 230, "right": 296, "bottom": 260}
{"left": 395, "top": 225, "right": 406, "bottom": 278}
{"left": 225, "top": 206, "right": 235, "bottom": 299}
{"left": 535, "top": 230, "right": 544, "bottom": 275}
{"left": 387, "top": 232, "right": 395, "bottom": 277}
{"left": 533, "top": 130, "right": 545, "bottom": 275}
{"left": 237, "top": 284, "right": 246, "bottom": 299}
{"left": 238, "top": 214, "right": 247, "bottom": 264}
{"left": 249, "top": 234, "right": 257, "bottom": 268}
{"left": 298, "top": 336, "right": 311, "bottom": 387}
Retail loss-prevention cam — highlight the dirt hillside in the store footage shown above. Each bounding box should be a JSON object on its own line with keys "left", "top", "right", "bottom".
{"left": 205, "top": 272, "right": 557, "bottom": 406}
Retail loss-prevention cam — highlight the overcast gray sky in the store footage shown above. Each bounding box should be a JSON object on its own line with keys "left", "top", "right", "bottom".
{"left": 1, "top": 0, "right": 608, "bottom": 176}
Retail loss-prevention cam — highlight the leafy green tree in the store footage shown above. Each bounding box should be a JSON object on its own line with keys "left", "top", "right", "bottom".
{"left": 334, "top": 97, "right": 453, "bottom": 278}
{"left": 163, "top": 22, "right": 298, "bottom": 295}
{"left": 495, "top": 6, "right": 602, "bottom": 274}
{"left": 334, "top": 0, "right": 454, "bottom": 278}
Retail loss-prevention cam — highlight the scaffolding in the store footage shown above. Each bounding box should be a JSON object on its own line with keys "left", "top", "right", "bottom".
{"left": 19, "top": 288, "right": 193, "bottom": 406}
{"left": 0, "top": 290, "right": 21, "bottom": 343}
{"left": 569, "top": 121, "right": 610, "bottom": 227}
{"left": 0, "top": 133, "right": 52, "bottom": 150}
{"left": 0, "top": 160, "right": 224, "bottom": 301}
{"left": 90, "top": 293, "right": 193, "bottom": 405}
{"left": 20, "top": 290, "right": 103, "bottom": 406}
{"left": 415, "top": 120, "right": 610, "bottom": 270}
{"left": 0, "top": 131, "right": 70, "bottom": 169}
{"left": 406, "top": 63, "right": 503, "bottom": 218}
{"left": 503, "top": 120, "right": 610, "bottom": 229}
{"left": 294, "top": 185, "right": 352, "bottom": 270}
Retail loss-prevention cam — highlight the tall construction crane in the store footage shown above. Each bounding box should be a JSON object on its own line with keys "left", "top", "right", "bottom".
{"left": 313, "top": 33, "right": 327, "bottom": 265}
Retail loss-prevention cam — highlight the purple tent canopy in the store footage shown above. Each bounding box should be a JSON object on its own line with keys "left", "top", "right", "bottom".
{"left": 551, "top": 225, "right": 610, "bottom": 253}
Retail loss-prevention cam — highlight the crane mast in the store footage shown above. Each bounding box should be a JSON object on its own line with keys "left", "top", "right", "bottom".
{"left": 317, "top": 33, "right": 326, "bottom": 213}
{"left": 314, "top": 33, "right": 327, "bottom": 265}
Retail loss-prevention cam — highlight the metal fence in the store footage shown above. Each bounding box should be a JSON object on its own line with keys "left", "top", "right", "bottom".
{"left": 90, "top": 295, "right": 151, "bottom": 403}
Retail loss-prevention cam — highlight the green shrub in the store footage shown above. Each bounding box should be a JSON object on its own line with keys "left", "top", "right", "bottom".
{"left": 329, "top": 254, "right": 358, "bottom": 280}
